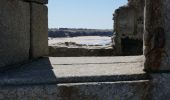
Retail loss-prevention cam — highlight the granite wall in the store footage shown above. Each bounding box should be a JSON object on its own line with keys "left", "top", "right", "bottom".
{"left": 0, "top": 0, "right": 48, "bottom": 68}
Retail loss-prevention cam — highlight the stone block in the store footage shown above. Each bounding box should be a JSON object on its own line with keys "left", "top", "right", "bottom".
{"left": 0, "top": 81, "right": 150, "bottom": 100}
{"left": 30, "top": 3, "right": 48, "bottom": 59}
{"left": 151, "top": 73, "right": 170, "bottom": 100}
{"left": 144, "top": 0, "right": 170, "bottom": 71}
{"left": 24, "top": 0, "right": 48, "bottom": 4}
{"left": 115, "top": 7, "right": 136, "bottom": 35}
{"left": 0, "top": 0, "right": 30, "bottom": 68}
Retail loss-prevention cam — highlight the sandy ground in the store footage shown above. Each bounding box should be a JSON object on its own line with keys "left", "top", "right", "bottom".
{"left": 48, "top": 36, "right": 113, "bottom": 46}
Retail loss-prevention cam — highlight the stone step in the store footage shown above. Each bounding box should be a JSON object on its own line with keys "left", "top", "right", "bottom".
{"left": 0, "top": 80, "right": 150, "bottom": 100}
{"left": 56, "top": 80, "right": 150, "bottom": 100}
{"left": 0, "top": 56, "right": 151, "bottom": 99}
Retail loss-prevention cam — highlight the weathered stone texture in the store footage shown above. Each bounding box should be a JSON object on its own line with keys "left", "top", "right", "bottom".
{"left": 0, "top": 81, "right": 150, "bottom": 100}
{"left": 49, "top": 46, "right": 115, "bottom": 57}
{"left": 0, "top": 56, "right": 146, "bottom": 85}
{"left": 24, "top": 0, "right": 48, "bottom": 4}
{"left": 114, "top": 7, "right": 136, "bottom": 36}
{"left": 57, "top": 81, "right": 150, "bottom": 100}
{"left": 0, "top": 0, "right": 30, "bottom": 67}
{"left": 113, "top": 0, "right": 144, "bottom": 55}
{"left": 30, "top": 3, "right": 48, "bottom": 58}
{"left": 144, "top": 0, "right": 170, "bottom": 71}
{"left": 151, "top": 74, "right": 170, "bottom": 100}
{"left": 0, "top": 85, "right": 58, "bottom": 100}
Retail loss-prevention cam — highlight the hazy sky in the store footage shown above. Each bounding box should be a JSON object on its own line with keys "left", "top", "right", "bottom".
{"left": 48, "top": 0, "right": 128, "bottom": 29}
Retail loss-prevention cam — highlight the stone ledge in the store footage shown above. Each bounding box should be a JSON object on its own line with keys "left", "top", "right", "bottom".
{"left": 0, "top": 56, "right": 148, "bottom": 86}
{"left": 0, "top": 80, "right": 150, "bottom": 100}
{"left": 49, "top": 46, "right": 116, "bottom": 57}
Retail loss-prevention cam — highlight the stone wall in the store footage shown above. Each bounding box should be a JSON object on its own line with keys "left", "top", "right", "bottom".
{"left": 113, "top": 0, "right": 145, "bottom": 55}
{"left": 30, "top": 2, "right": 48, "bottom": 58}
{"left": 1, "top": 0, "right": 170, "bottom": 99}
{"left": 144, "top": 0, "right": 170, "bottom": 71}
{"left": 0, "top": 81, "right": 150, "bottom": 100}
{"left": 0, "top": 0, "right": 48, "bottom": 68}
{"left": 150, "top": 74, "right": 170, "bottom": 100}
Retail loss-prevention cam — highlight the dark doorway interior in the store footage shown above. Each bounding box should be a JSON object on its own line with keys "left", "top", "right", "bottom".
{"left": 121, "top": 37, "right": 143, "bottom": 56}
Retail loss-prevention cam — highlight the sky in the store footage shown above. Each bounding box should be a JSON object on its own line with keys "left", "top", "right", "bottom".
{"left": 48, "top": 0, "right": 128, "bottom": 29}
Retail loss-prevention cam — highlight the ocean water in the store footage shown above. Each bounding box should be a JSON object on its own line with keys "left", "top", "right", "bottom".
{"left": 79, "top": 38, "right": 111, "bottom": 46}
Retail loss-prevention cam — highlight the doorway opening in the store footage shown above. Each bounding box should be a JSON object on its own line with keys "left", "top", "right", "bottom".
{"left": 121, "top": 37, "right": 143, "bottom": 55}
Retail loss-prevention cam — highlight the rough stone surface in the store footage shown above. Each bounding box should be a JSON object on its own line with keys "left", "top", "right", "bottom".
{"left": 48, "top": 36, "right": 115, "bottom": 57}
{"left": 0, "top": 81, "right": 150, "bottom": 100}
{"left": 0, "top": 56, "right": 150, "bottom": 99}
{"left": 113, "top": 0, "right": 144, "bottom": 55}
{"left": 49, "top": 46, "right": 115, "bottom": 57}
{"left": 0, "top": 0, "right": 30, "bottom": 68}
{"left": 30, "top": 3, "right": 48, "bottom": 58}
{"left": 114, "top": 7, "right": 136, "bottom": 36}
{"left": 144, "top": 0, "right": 170, "bottom": 71}
{"left": 24, "top": 0, "right": 48, "bottom": 4}
{"left": 151, "top": 73, "right": 170, "bottom": 100}
{"left": 1, "top": 0, "right": 170, "bottom": 99}
{"left": 0, "top": 56, "right": 147, "bottom": 85}
{"left": 57, "top": 81, "right": 150, "bottom": 100}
